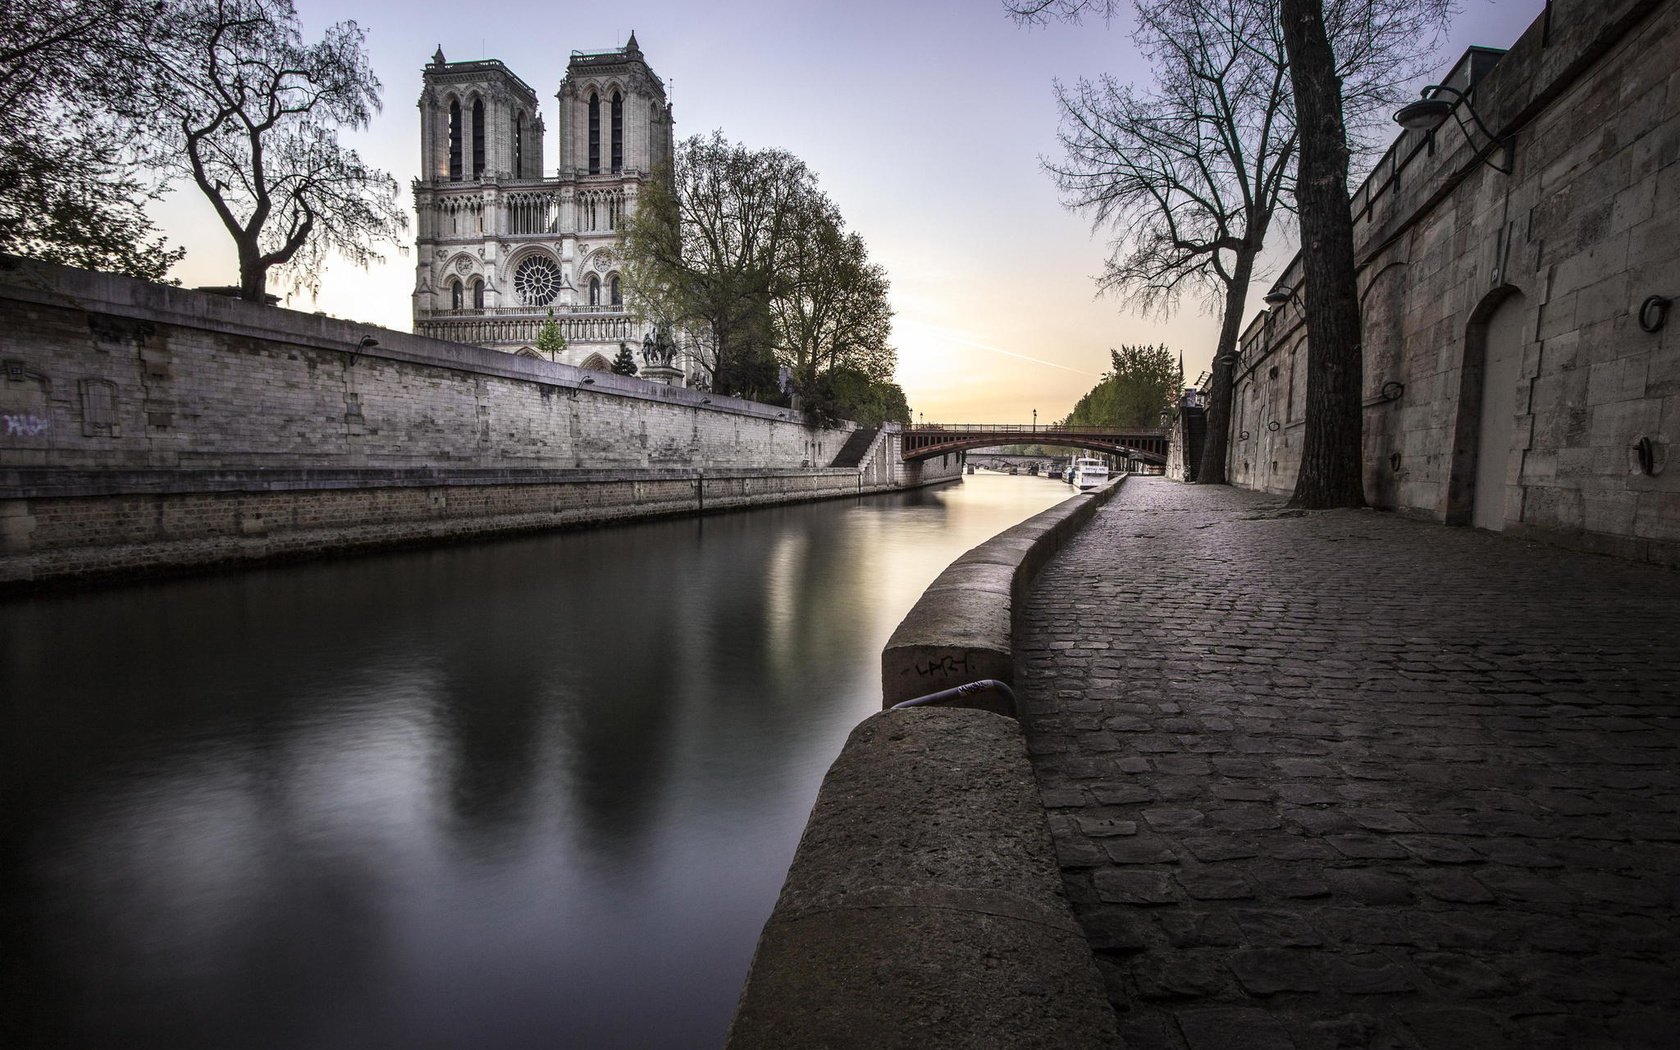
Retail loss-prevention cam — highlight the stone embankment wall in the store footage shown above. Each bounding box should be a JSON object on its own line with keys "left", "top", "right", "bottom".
{"left": 728, "top": 481, "right": 1128, "bottom": 1048}
{"left": 726, "top": 709, "right": 1122, "bottom": 1050}
{"left": 880, "top": 478, "right": 1127, "bottom": 709}
{"left": 1229, "top": 0, "right": 1679, "bottom": 564}
{"left": 0, "top": 261, "right": 952, "bottom": 585}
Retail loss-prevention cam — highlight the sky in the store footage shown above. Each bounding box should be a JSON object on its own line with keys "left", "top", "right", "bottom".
{"left": 154, "top": 0, "right": 1545, "bottom": 424}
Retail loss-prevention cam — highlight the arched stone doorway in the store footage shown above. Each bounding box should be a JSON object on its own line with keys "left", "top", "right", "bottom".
{"left": 1448, "top": 288, "right": 1528, "bottom": 529}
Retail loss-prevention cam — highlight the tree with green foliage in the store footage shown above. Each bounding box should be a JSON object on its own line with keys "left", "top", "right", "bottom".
{"left": 621, "top": 130, "right": 902, "bottom": 419}
{"left": 801, "top": 366, "right": 912, "bottom": 428}
{"left": 620, "top": 132, "right": 810, "bottom": 398}
{"left": 536, "top": 309, "right": 567, "bottom": 359}
{"left": 1061, "top": 344, "right": 1182, "bottom": 429}
{"left": 611, "top": 342, "right": 638, "bottom": 376}
{"left": 0, "top": 0, "right": 181, "bottom": 278}
{"left": 150, "top": 0, "right": 407, "bottom": 300}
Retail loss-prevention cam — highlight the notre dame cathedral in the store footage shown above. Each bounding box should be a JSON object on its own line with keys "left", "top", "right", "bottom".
{"left": 411, "top": 34, "right": 674, "bottom": 373}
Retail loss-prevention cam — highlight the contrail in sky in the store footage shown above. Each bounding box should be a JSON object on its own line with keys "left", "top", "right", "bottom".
{"left": 898, "top": 321, "right": 1099, "bottom": 377}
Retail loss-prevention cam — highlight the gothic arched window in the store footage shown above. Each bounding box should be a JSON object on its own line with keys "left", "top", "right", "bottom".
{"left": 448, "top": 99, "right": 463, "bottom": 181}
{"left": 513, "top": 112, "right": 524, "bottom": 176}
{"left": 589, "top": 275, "right": 601, "bottom": 307}
{"left": 471, "top": 98, "right": 485, "bottom": 179}
{"left": 470, "top": 278, "right": 484, "bottom": 310}
{"left": 449, "top": 279, "right": 463, "bottom": 311}
{"left": 587, "top": 92, "right": 602, "bottom": 174}
{"left": 611, "top": 90, "right": 623, "bottom": 173}
{"left": 609, "top": 275, "right": 621, "bottom": 307}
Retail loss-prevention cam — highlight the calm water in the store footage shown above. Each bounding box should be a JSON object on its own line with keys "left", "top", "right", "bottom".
{"left": 0, "top": 474, "right": 1071, "bottom": 1050}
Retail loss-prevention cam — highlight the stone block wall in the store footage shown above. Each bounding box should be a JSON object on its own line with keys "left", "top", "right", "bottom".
{"left": 0, "top": 262, "right": 847, "bottom": 473}
{"left": 1229, "top": 0, "right": 1679, "bottom": 565}
{"left": 0, "top": 261, "right": 943, "bottom": 585}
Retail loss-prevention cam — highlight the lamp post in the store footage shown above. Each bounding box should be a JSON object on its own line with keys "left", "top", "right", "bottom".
{"left": 1032, "top": 408, "right": 1037, "bottom": 432}
{"left": 1393, "top": 84, "right": 1513, "bottom": 174}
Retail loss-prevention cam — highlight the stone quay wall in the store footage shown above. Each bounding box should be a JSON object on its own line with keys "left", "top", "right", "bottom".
{"left": 728, "top": 481, "right": 1128, "bottom": 1047}
{"left": 0, "top": 261, "right": 952, "bottom": 586}
{"left": 880, "top": 477, "right": 1128, "bottom": 710}
{"left": 1229, "top": 0, "right": 1680, "bottom": 564}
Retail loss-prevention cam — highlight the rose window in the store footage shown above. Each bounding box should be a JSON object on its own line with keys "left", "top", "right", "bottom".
{"left": 514, "top": 256, "right": 563, "bottom": 306}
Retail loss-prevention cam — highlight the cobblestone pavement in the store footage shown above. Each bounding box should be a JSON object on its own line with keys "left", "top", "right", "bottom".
{"left": 1016, "top": 479, "right": 1680, "bottom": 1050}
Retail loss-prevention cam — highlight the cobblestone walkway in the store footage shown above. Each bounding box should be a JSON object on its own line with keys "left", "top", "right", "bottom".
{"left": 1016, "top": 479, "right": 1680, "bottom": 1050}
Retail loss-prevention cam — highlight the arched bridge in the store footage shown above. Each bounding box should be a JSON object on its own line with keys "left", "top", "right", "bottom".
{"left": 902, "top": 424, "right": 1170, "bottom": 464}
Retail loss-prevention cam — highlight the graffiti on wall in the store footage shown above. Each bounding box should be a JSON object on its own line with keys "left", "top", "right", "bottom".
{"left": 3, "top": 414, "right": 49, "bottom": 437}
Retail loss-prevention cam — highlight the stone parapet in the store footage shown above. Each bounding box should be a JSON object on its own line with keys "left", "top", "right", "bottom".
{"left": 880, "top": 478, "right": 1126, "bottom": 710}
{"left": 724, "top": 709, "right": 1120, "bottom": 1050}
{"left": 0, "top": 259, "right": 946, "bottom": 586}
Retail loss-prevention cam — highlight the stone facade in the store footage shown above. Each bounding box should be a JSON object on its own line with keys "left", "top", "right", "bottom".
{"left": 1228, "top": 0, "right": 1679, "bottom": 565}
{"left": 411, "top": 34, "right": 675, "bottom": 372}
{"left": 0, "top": 261, "right": 951, "bottom": 586}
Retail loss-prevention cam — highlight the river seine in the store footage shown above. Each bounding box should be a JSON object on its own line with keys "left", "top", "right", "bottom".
{"left": 1, "top": 473, "right": 1071, "bottom": 1049}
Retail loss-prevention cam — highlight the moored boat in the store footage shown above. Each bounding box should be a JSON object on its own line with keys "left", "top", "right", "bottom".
{"left": 1070, "top": 457, "right": 1109, "bottom": 491}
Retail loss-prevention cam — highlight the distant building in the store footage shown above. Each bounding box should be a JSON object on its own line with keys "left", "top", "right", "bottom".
{"left": 411, "top": 34, "right": 673, "bottom": 372}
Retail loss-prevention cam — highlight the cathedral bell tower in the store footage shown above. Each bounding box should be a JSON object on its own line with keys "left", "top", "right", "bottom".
{"left": 412, "top": 35, "right": 676, "bottom": 376}
{"left": 556, "top": 32, "right": 673, "bottom": 179}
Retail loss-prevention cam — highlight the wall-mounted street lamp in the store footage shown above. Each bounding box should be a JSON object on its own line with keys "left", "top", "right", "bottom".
{"left": 347, "top": 334, "right": 378, "bottom": 366}
{"left": 1262, "top": 287, "right": 1292, "bottom": 308}
{"left": 1394, "top": 84, "right": 1513, "bottom": 174}
{"left": 581, "top": 375, "right": 595, "bottom": 385}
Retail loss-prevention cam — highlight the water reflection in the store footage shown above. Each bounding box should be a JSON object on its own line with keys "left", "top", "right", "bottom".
{"left": 0, "top": 475, "right": 1071, "bottom": 1049}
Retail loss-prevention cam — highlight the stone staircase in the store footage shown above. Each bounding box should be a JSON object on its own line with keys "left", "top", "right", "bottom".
{"left": 828, "top": 427, "right": 880, "bottom": 468}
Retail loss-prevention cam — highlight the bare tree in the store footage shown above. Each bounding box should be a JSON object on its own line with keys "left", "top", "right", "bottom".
{"left": 1045, "top": 0, "right": 1295, "bottom": 483}
{"left": 151, "top": 0, "right": 406, "bottom": 300}
{"left": 1010, "top": 0, "right": 1450, "bottom": 487}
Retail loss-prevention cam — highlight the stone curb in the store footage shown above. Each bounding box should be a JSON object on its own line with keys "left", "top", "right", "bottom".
{"left": 880, "top": 476, "right": 1128, "bottom": 712}
{"left": 724, "top": 709, "right": 1121, "bottom": 1050}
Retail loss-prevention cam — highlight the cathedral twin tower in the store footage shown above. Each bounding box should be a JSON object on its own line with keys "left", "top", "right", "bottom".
{"left": 412, "top": 34, "right": 673, "bottom": 371}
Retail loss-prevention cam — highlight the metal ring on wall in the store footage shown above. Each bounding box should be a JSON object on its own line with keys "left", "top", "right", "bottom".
{"left": 1639, "top": 296, "right": 1672, "bottom": 333}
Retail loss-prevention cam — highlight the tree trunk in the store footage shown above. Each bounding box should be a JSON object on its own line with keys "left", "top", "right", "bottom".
{"left": 1195, "top": 250, "right": 1256, "bottom": 485}
{"left": 1279, "top": 0, "right": 1366, "bottom": 509}
{"left": 238, "top": 245, "right": 268, "bottom": 302}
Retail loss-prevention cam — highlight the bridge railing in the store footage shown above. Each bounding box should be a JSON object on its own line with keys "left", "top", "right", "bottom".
{"left": 907, "top": 423, "right": 1166, "bottom": 434}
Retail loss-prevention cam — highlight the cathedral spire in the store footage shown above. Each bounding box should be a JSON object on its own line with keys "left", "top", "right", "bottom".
{"left": 431, "top": 45, "right": 446, "bottom": 66}
{"left": 626, "top": 30, "right": 641, "bottom": 54}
